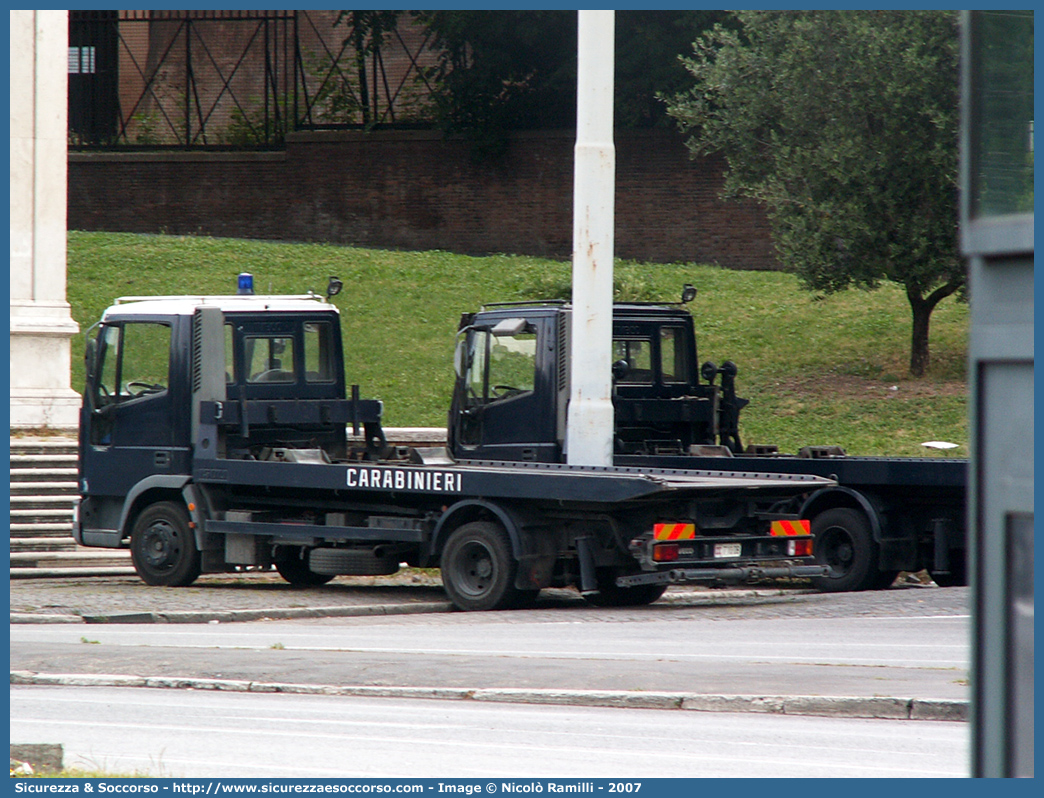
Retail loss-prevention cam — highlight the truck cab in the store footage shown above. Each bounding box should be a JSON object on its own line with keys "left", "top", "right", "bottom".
{"left": 448, "top": 298, "right": 747, "bottom": 463}
{"left": 77, "top": 290, "right": 361, "bottom": 550}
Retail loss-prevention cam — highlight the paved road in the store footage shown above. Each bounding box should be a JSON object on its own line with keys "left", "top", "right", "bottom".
{"left": 10, "top": 686, "right": 969, "bottom": 778}
{"left": 11, "top": 606, "right": 969, "bottom": 700}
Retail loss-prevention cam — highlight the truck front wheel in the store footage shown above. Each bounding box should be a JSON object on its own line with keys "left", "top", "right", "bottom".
{"left": 440, "top": 521, "right": 522, "bottom": 611}
{"left": 810, "top": 507, "right": 895, "bottom": 593}
{"left": 130, "top": 501, "right": 201, "bottom": 587}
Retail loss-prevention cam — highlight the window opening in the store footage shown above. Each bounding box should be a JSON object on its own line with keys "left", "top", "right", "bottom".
{"left": 613, "top": 338, "right": 653, "bottom": 384}
{"left": 660, "top": 327, "right": 689, "bottom": 383}
{"left": 246, "top": 336, "right": 295, "bottom": 383}
{"left": 304, "top": 322, "right": 334, "bottom": 382}
{"left": 466, "top": 326, "right": 537, "bottom": 404}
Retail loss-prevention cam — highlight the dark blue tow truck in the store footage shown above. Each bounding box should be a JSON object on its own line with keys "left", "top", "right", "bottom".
{"left": 448, "top": 291, "right": 967, "bottom": 592}
{"left": 73, "top": 278, "right": 831, "bottom": 611}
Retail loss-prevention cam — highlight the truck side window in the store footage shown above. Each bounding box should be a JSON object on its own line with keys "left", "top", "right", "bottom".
{"left": 613, "top": 338, "right": 653, "bottom": 384}
{"left": 246, "top": 336, "right": 295, "bottom": 383}
{"left": 225, "top": 323, "right": 235, "bottom": 383}
{"left": 94, "top": 322, "right": 171, "bottom": 404}
{"left": 466, "top": 328, "right": 537, "bottom": 403}
{"left": 660, "top": 327, "right": 689, "bottom": 383}
{"left": 304, "top": 322, "right": 333, "bottom": 382}
{"left": 120, "top": 323, "right": 171, "bottom": 396}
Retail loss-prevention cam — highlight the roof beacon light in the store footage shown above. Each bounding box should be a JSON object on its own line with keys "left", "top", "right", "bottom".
{"left": 237, "top": 273, "right": 255, "bottom": 295}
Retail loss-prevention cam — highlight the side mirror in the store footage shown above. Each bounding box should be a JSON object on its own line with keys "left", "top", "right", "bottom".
{"left": 612, "top": 359, "right": 630, "bottom": 380}
{"left": 701, "top": 361, "right": 718, "bottom": 384}
{"left": 681, "top": 284, "right": 697, "bottom": 304}
{"left": 326, "top": 276, "right": 343, "bottom": 298}
{"left": 453, "top": 338, "right": 466, "bottom": 379}
{"left": 84, "top": 338, "right": 97, "bottom": 380}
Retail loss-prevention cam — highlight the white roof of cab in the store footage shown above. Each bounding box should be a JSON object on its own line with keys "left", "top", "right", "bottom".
{"left": 102, "top": 294, "right": 339, "bottom": 318}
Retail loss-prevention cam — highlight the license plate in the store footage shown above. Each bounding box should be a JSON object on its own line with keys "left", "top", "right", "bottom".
{"left": 714, "top": 543, "right": 742, "bottom": 559}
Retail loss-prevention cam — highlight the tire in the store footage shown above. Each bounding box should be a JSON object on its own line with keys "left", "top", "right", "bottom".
{"left": 440, "top": 521, "right": 522, "bottom": 611}
{"left": 584, "top": 568, "right": 668, "bottom": 607}
{"left": 275, "top": 549, "right": 335, "bottom": 586}
{"left": 309, "top": 548, "right": 399, "bottom": 576}
{"left": 130, "top": 501, "right": 201, "bottom": 587}
{"left": 809, "top": 507, "right": 884, "bottom": 593}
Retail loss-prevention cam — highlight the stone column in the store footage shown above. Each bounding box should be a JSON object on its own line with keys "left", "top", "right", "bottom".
{"left": 10, "top": 10, "right": 81, "bottom": 429}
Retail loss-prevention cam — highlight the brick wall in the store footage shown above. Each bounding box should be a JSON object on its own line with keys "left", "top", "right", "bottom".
{"left": 67, "top": 128, "right": 779, "bottom": 269}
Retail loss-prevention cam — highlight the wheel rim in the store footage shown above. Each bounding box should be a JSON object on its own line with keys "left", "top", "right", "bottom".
{"left": 818, "top": 526, "right": 855, "bottom": 575}
{"left": 453, "top": 540, "right": 497, "bottom": 598}
{"left": 140, "top": 520, "right": 181, "bottom": 572}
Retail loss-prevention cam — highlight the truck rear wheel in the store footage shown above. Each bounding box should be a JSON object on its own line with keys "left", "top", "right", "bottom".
{"left": 810, "top": 507, "right": 893, "bottom": 593}
{"left": 584, "top": 568, "right": 668, "bottom": 607}
{"left": 440, "top": 521, "right": 522, "bottom": 611}
{"left": 130, "top": 501, "right": 201, "bottom": 587}
{"left": 275, "top": 549, "right": 335, "bottom": 587}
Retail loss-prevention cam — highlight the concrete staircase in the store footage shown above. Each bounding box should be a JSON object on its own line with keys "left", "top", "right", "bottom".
{"left": 9, "top": 437, "right": 133, "bottom": 577}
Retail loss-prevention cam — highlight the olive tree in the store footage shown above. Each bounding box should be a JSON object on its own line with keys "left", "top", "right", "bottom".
{"left": 667, "top": 10, "right": 963, "bottom": 376}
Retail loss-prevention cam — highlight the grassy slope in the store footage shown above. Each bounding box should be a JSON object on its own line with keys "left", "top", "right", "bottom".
{"left": 67, "top": 232, "right": 968, "bottom": 457}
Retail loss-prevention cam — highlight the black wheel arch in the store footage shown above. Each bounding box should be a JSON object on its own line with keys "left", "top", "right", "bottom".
{"left": 799, "top": 486, "right": 885, "bottom": 544}
{"left": 118, "top": 475, "right": 191, "bottom": 544}
{"left": 431, "top": 499, "right": 556, "bottom": 590}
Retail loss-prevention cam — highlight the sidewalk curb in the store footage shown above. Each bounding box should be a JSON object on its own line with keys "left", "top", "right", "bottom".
{"left": 9, "top": 670, "right": 968, "bottom": 722}
{"left": 9, "top": 587, "right": 814, "bottom": 625}
{"left": 10, "top": 602, "right": 455, "bottom": 625}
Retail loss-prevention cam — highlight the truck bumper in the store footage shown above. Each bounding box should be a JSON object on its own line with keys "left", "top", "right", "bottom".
{"left": 617, "top": 563, "right": 829, "bottom": 588}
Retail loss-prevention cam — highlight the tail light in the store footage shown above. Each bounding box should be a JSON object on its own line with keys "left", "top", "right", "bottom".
{"left": 653, "top": 543, "right": 680, "bottom": 562}
{"left": 788, "top": 538, "right": 814, "bottom": 557}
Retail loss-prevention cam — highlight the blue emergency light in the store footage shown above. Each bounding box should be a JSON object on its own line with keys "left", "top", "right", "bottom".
{"left": 237, "top": 273, "right": 255, "bottom": 295}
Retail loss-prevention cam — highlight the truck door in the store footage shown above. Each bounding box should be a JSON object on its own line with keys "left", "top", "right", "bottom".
{"left": 454, "top": 317, "right": 558, "bottom": 462}
{"left": 81, "top": 319, "right": 182, "bottom": 497}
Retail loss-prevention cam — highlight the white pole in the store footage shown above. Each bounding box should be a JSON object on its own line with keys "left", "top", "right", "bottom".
{"left": 566, "top": 10, "right": 615, "bottom": 467}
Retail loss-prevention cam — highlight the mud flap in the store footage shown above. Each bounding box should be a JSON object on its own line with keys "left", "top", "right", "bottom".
{"left": 575, "top": 536, "right": 598, "bottom": 593}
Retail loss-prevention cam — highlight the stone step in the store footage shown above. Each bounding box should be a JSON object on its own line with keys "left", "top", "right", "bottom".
{"left": 10, "top": 537, "right": 77, "bottom": 553}
{"left": 10, "top": 507, "right": 75, "bottom": 524}
{"left": 10, "top": 549, "right": 132, "bottom": 568}
{"left": 9, "top": 438, "right": 78, "bottom": 457}
{"left": 11, "top": 522, "right": 74, "bottom": 537}
{"left": 9, "top": 455, "right": 79, "bottom": 471}
{"left": 10, "top": 494, "right": 77, "bottom": 510}
{"left": 11, "top": 565, "right": 137, "bottom": 579}
{"left": 9, "top": 481, "right": 78, "bottom": 496}
{"left": 10, "top": 466, "right": 78, "bottom": 480}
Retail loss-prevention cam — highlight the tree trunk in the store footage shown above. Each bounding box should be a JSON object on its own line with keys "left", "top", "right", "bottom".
{"left": 909, "top": 295, "right": 932, "bottom": 377}
{"left": 906, "top": 279, "right": 962, "bottom": 378}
